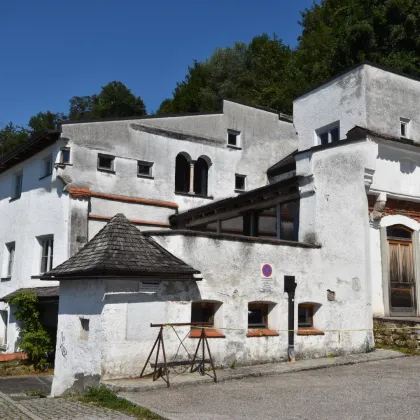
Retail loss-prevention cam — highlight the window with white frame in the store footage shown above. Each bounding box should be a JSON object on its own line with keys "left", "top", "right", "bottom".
{"left": 235, "top": 174, "right": 246, "bottom": 192}
{"left": 60, "top": 148, "right": 71, "bottom": 164}
{"left": 39, "top": 237, "right": 54, "bottom": 273}
{"left": 227, "top": 129, "right": 241, "bottom": 147}
{"left": 12, "top": 172, "right": 23, "bottom": 199}
{"left": 42, "top": 155, "right": 53, "bottom": 177}
{"left": 400, "top": 118, "right": 411, "bottom": 138}
{"left": 0, "top": 311, "right": 7, "bottom": 346}
{"left": 97, "top": 154, "right": 115, "bottom": 172}
{"left": 137, "top": 160, "right": 153, "bottom": 178}
{"left": 6, "top": 242, "right": 15, "bottom": 277}
{"left": 317, "top": 123, "right": 340, "bottom": 146}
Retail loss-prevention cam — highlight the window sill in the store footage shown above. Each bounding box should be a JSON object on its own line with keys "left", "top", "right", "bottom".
{"left": 137, "top": 175, "right": 154, "bottom": 180}
{"left": 30, "top": 275, "right": 42, "bottom": 279}
{"left": 55, "top": 163, "right": 73, "bottom": 169}
{"left": 39, "top": 173, "right": 52, "bottom": 180}
{"left": 234, "top": 189, "right": 246, "bottom": 194}
{"left": 9, "top": 196, "right": 21, "bottom": 203}
{"left": 297, "top": 328, "right": 325, "bottom": 336}
{"left": 189, "top": 329, "right": 225, "bottom": 338}
{"left": 227, "top": 144, "right": 242, "bottom": 150}
{"left": 247, "top": 329, "right": 279, "bottom": 337}
{"left": 174, "top": 192, "right": 214, "bottom": 200}
{"left": 97, "top": 168, "right": 116, "bottom": 174}
{"left": 0, "top": 277, "right": 11, "bottom": 282}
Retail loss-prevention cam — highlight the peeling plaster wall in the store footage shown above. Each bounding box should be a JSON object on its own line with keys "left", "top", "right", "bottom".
{"left": 60, "top": 101, "right": 296, "bottom": 212}
{"left": 0, "top": 141, "right": 69, "bottom": 351}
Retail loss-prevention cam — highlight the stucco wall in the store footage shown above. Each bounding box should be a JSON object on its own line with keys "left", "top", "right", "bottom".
{"left": 60, "top": 100, "right": 296, "bottom": 212}
{"left": 0, "top": 141, "right": 69, "bottom": 351}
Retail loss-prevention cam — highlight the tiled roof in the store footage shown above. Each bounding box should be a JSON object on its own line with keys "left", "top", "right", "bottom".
{"left": 41, "top": 214, "right": 199, "bottom": 280}
{"left": 1, "top": 286, "right": 59, "bottom": 301}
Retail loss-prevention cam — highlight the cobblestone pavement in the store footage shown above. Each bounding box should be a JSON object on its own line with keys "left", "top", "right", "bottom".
{"left": 0, "top": 391, "right": 134, "bottom": 419}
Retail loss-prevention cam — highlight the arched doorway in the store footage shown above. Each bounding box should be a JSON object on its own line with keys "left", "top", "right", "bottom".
{"left": 387, "top": 225, "right": 416, "bottom": 314}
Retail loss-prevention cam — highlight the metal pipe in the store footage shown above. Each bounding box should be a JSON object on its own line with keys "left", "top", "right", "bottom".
{"left": 284, "top": 275, "right": 297, "bottom": 362}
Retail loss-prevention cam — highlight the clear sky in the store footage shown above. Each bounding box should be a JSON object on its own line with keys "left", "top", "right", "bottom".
{"left": 0, "top": 0, "right": 314, "bottom": 127}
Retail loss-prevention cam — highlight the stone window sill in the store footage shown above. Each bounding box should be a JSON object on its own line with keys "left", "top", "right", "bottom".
{"left": 227, "top": 144, "right": 242, "bottom": 150}
{"left": 0, "top": 277, "right": 11, "bottom": 282}
{"left": 234, "top": 189, "right": 246, "bottom": 194}
{"left": 137, "top": 175, "right": 154, "bottom": 180}
{"left": 9, "top": 196, "right": 21, "bottom": 203}
{"left": 247, "top": 329, "right": 279, "bottom": 337}
{"left": 55, "top": 163, "right": 73, "bottom": 169}
{"left": 97, "top": 168, "right": 115, "bottom": 174}
{"left": 174, "top": 191, "right": 214, "bottom": 200}
{"left": 189, "top": 329, "right": 225, "bottom": 338}
{"left": 297, "top": 328, "right": 325, "bottom": 336}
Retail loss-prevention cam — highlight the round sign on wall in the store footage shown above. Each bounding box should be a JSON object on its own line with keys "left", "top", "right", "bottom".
{"left": 262, "top": 264, "right": 273, "bottom": 278}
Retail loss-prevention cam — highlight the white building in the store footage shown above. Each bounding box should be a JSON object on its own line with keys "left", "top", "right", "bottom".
{"left": 2, "top": 62, "right": 420, "bottom": 395}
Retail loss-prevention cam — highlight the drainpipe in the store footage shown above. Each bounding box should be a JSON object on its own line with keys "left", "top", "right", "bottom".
{"left": 284, "top": 275, "right": 297, "bottom": 362}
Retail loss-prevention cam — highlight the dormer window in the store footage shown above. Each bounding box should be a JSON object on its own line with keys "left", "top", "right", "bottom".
{"left": 317, "top": 122, "right": 340, "bottom": 146}
{"left": 227, "top": 129, "right": 241, "bottom": 148}
{"left": 400, "top": 118, "right": 411, "bottom": 138}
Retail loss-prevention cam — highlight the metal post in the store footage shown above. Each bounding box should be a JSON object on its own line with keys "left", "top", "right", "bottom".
{"left": 284, "top": 276, "right": 297, "bottom": 362}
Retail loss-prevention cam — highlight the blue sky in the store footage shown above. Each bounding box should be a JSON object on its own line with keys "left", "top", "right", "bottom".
{"left": 0, "top": 0, "right": 314, "bottom": 127}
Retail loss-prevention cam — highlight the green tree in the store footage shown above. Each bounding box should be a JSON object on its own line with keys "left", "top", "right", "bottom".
{"left": 28, "top": 111, "right": 66, "bottom": 132}
{"left": 69, "top": 81, "right": 147, "bottom": 120}
{"left": 296, "top": 0, "right": 420, "bottom": 89}
{"left": 0, "top": 122, "right": 30, "bottom": 157}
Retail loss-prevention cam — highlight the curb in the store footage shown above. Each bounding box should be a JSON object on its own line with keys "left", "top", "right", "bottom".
{"left": 102, "top": 350, "right": 406, "bottom": 393}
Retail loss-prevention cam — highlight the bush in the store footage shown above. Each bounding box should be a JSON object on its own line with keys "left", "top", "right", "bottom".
{"left": 9, "top": 291, "right": 53, "bottom": 370}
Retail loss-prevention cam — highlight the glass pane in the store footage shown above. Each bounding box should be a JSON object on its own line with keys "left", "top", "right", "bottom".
{"left": 387, "top": 227, "right": 412, "bottom": 239}
{"left": 191, "top": 304, "right": 214, "bottom": 324}
{"left": 330, "top": 127, "right": 340, "bottom": 142}
{"left": 98, "top": 156, "right": 113, "bottom": 170}
{"left": 235, "top": 176, "right": 245, "bottom": 191}
{"left": 248, "top": 306, "right": 266, "bottom": 327}
{"left": 228, "top": 133, "right": 237, "bottom": 145}
{"left": 298, "top": 306, "right": 312, "bottom": 327}
{"left": 138, "top": 164, "right": 151, "bottom": 176}
{"left": 320, "top": 132, "right": 329, "bottom": 145}
{"left": 61, "top": 149, "right": 70, "bottom": 164}
{"left": 390, "top": 284, "right": 414, "bottom": 308}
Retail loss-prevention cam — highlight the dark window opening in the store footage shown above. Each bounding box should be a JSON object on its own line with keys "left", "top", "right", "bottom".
{"left": 13, "top": 173, "right": 22, "bottom": 199}
{"left": 44, "top": 156, "right": 53, "bottom": 176}
{"left": 401, "top": 123, "right": 407, "bottom": 137}
{"left": 194, "top": 158, "right": 209, "bottom": 196}
{"left": 298, "top": 305, "right": 313, "bottom": 328}
{"left": 387, "top": 226, "right": 412, "bottom": 240}
{"left": 330, "top": 127, "right": 339, "bottom": 143}
{"left": 248, "top": 303, "right": 268, "bottom": 328}
{"left": 138, "top": 161, "right": 153, "bottom": 177}
{"left": 228, "top": 130, "right": 239, "bottom": 146}
{"left": 175, "top": 153, "right": 190, "bottom": 193}
{"left": 191, "top": 302, "right": 214, "bottom": 326}
{"left": 40, "top": 237, "right": 54, "bottom": 273}
{"left": 320, "top": 132, "right": 329, "bottom": 145}
{"left": 98, "top": 154, "right": 115, "bottom": 172}
{"left": 235, "top": 174, "right": 246, "bottom": 191}
{"left": 61, "top": 148, "right": 70, "bottom": 164}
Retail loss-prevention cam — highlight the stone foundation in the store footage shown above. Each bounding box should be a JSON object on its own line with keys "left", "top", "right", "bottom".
{"left": 374, "top": 317, "right": 420, "bottom": 349}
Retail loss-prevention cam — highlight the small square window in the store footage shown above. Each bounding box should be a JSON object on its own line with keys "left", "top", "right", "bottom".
{"left": 98, "top": 154, "right": 115, "bottom": 172}
{"left": 298, "top": 304, "right": 313, "bottom": 328}
{"left": 137, "top": 161, "right": 153, "bottom": 178}
{"left": 13, "top": 173, "right": 23, "bottom": 199}
{"left": 235, "top": 174, "right": 246, "bottom": 192}
{"left": 227, "top": 130, "right": 240, "bottom": 147}
{"left": 400, "top": 118, "right": 411, "bottom": 138}
{"left": 43, "top": 155, "right": 53, "bottom": 177}
{"left": 80, "top": 318, "right": 89, "bottom": 340}
{"left": 191, "top": 302, "right": 214, "bottom": 326}
{"left": 61, "top": 148, "right": 70, "bottom": 164}
{"left": 248, "top": 303, "right": 268, "bottom": 328}
{"left": 317, "top": 123, "right": 340, "bottom": 145}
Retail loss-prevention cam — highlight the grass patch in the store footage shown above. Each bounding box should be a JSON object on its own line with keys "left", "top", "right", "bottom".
{"left": 375, "top": 343, "right": 420, "bottom": 356}
{"left": 79, "top": 387, "right": 163, "bottom": 419}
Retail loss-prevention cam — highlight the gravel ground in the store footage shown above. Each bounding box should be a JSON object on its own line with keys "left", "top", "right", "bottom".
{"left": 122, "top": 356, "right": 420, "bottom": 420}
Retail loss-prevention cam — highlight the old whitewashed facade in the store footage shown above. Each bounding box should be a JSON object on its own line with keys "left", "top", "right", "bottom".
{"left": 1, "top": 62, "right": 420, "bottom": 395}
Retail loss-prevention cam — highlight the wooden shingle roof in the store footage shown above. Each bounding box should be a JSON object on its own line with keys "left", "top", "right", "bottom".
{"left": 41, "top": 214, "right": 200, "bottom": 280}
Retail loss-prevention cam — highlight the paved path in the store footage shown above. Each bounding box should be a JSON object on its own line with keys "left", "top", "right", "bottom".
{"left": 0, "top": 390, "right": 133, "bottom": 420}
{"left": 0, "top": 375, "right": 53, "bottom": 399}
{"left": 122, "top": 356, "right": 420, "bottom": 420}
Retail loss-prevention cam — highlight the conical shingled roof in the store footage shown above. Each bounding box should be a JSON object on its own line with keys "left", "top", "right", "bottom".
{"left": 41, "top": 213, "right": 200, "bottom": 280}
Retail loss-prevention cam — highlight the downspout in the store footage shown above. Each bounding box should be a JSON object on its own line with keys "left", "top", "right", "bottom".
{"left": 284, "top": 275, "right": 297, "bottom": 362}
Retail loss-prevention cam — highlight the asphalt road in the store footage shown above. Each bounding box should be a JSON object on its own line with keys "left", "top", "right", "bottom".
{"left": 123, "top": 356, "right": 420, "bottom": 420}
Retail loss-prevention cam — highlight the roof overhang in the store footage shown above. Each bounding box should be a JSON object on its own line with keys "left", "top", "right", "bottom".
{"left": 1, "top": 286, "right": 59, "bottom": 302}
{"left": 0, "top": 130, "right": 61, "bottom": 174}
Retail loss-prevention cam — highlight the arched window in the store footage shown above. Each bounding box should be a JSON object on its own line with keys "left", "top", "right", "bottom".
{"left": 386, "top": 225, "right": 415, "bottom": 311}
{"left": 194, "top": 157, "right": 209, "bottom": 196}
{"left": 175, "top": 153, "right": 190, "bottom": 193}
